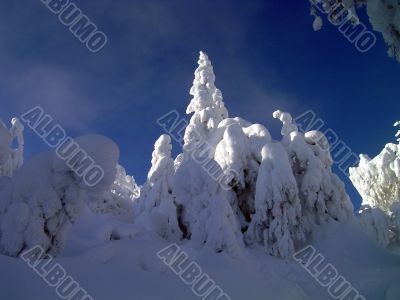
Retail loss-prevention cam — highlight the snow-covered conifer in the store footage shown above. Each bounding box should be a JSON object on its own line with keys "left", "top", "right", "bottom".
{"left": 213, "top": 121, "right": 271, "bottom": 230}
{"left": 91, "top": 164, "right": 141, "bottom": 220}
{"left": 350, "top": 123, "right": 400, "bottom": 213}
{"left": 249, "top": 142, "right": 303, "bottom": 258}
{"left": 134, "top": 134, "right": 181, "bottom": 241}
{"left": 173, "top": 158, "right": 243, "bottom": 255}
{"left": 247, "top": 111, "right": 353, "bottom": 257}
{"left": 276, "top": 111, "right": 353, "bottom": 230}
{"left": 350, "top": 122, "right": 400, "bottom": 248}
{"left": 183, "top": 51, "right": 228, "bottom": 154}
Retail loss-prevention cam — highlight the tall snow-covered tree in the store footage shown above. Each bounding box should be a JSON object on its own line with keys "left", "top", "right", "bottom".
{"left": 246, "top": 111, "right": 353, "bottom": 257}
{"left": 173, "top": 158, "right": 244, "bottom": 255}
{"left": 248, "top": 141, "right": 304, "bottom": 258}
{"left": 277, "top": 111, "right": 353, "bottom": 227}
{"left": 213, "top": 118, "right": 272, "bottom": 231}
{"left": 183, "top": 51, "right": 228, "bottom": 154}
{"left": 173, "top": 52, "right": 244, "bottom": 255}
{"left": 309, "top": 0, "right": 400, "bottom": 63}
{"left": 134, "top": 134, "right": 181, "bottom": 241}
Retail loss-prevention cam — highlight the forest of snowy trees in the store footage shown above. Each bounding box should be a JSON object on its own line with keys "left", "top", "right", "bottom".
{"left": 0, "top": 52, "right": 398, "bottom": 260}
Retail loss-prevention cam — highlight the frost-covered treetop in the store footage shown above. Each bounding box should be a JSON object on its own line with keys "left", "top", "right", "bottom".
{"left": 148, "top": 134, "right": 174, "bottom": 183}
{"left": 187, "top": 51, "right": 216, "bottom": 114}
{"left": 152, "top": 134, "right": 172, "bottom": 163}
{"left": 186, "top": 51, "right": 228, "bottom": 117}
{"left": 183, "top": 51, "right": 228, "bottom": 152}
{"left": 151, "top": 134, "right": 172, "bottom": 172}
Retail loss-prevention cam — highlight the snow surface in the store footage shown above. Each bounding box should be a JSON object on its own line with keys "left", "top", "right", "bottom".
{"left": 0, "top": 219, "right": 398, "bottom": 300}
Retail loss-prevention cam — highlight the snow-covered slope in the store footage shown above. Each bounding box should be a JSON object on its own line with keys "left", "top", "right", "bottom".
{"left": 0, "top": 218, "right": 399, "bottom": 300}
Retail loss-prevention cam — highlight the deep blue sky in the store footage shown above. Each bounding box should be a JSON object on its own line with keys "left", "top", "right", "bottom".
{"left": 1, "top": 1, "right": 399, "bottom": 209}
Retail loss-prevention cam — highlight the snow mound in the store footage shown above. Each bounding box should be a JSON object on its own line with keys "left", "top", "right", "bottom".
{"left": 0, "top": 135, "right": 119, "bottom": 257}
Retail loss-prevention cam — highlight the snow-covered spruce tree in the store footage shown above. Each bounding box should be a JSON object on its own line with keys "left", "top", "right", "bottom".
{"left": 133, "top": 134, "right": 181, "bottom": 241}
{"left": 246, "top": 111, "right": 353, "bottom": 257}
{"left": 350, "top": 121, "right": 400, "bottom": 246}
{"left": 172, "top": 52, "right": 244, "bottom": 255}
{"left": 213, "top": 118, "right": 272, "bottom": 232}
{"left": 0, "top": 117, "right": 24, "bottom": 177}
{"left": 0, "top": 135, "right": 119, "bottom": 257}
{"left": 350, "top": 122, "right": 400, "bottom": 213}
{"left": 183, "top": 51, "right": 228, "bottom": 154}
{"left": 90, "top": 164, "right": 141, "bottom": 220}
{"left": 275, "top": 111, "right": 353, "bottom": 232}
{"left": 173, "top": 158, "right": 244, "bottom": 255}
{"left": 309, "top": 0, "right": 400, "bottom": 62}
{"left": 248, "top": 141, "right": 303, "bottom": 258}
